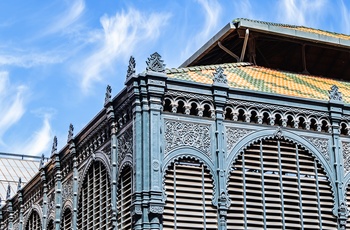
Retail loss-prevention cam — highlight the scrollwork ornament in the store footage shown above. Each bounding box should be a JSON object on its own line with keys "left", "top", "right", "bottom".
{"left": 164, "top": 120, "right": 211, "bottom": 156}
{"left": 117, "top": 127, "right": 133, "bottom": 165}
{"left": 146, "top": 52, "right": 165, "bottom": 72}
{"left": 226, "top": 127, "right": 253, "bottom": 151}
{"left": 305, "top": 137, "right": 330, "bottom": 161}
{"left": 213, "top": 67, "right": 227, "bottom": 84}
{"left": 62, "top": 180, "right": 73, "bottom": 202}
{"left": 329, "top": 85, "right": 343, "bottom": 101}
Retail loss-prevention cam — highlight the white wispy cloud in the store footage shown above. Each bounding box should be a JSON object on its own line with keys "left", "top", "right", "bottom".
{"left": 17, "top": 113, "right": 53, "bottom": 156}
{"left": 0, "top": 71, "right": 27, "bottom": 144}
{"left": 181, "top": 0, "right": 221, "bottom": 60}
{"left": 43, "top": 0, "right": 85, "bottom": 35}
{"left": 0, "top": 51, "right": 65, "bottom": 68}
{"left": 339, "top": 0, "right": 350, "bottom": 34}
{"left": 277, "top": 0, "right": 327, "bottom": 27}
{"left": 77, "top": 8, "right": 170, "bottom": 92}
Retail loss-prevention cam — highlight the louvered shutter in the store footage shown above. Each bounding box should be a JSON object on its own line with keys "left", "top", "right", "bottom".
{"left": 25, "top": 211, "right": 41, "bottom": 230}
{"left": 77, "top": 161, "right": 112, "bottom": 229}
{"left": 61, "top": 208, "right": 72, "bottom": 229}
{"left": 227, "top": 139, "right": 337, "bottom": 229}
{"left": 163, "top": 159, "right": 217, "bottom": 230}
{"left": 47, "top": 219, "right": 54, "bottom": 230}
{"left": 117, "top": 166, "right": 132, "bottom": 229}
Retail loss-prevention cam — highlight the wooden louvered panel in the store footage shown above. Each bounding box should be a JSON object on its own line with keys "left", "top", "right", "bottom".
{"left": 227, "top": 139, "right": 337, "bottom": 229}
{"left": 61, "top": 209, "right": 72, "bottom": 229}
{"left": 77, "top": 161, "right": 111, "bottom": 230}
{"left": 117, "top": 166, "right": 132, "bottom": 230}
{"left": 25, "top": 211, "right": 41, "bottom": 230}
{"left": 163, "top": 160, "right": 217, "bottom": 230}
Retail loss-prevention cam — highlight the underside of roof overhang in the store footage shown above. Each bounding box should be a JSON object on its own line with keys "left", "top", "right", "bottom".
{"left": 181, "top": 19, "right": 350, "bottom": 81}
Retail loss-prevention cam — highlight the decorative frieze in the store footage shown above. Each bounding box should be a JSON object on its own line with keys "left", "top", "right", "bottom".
{"left": 342, "top": 142, "right": 350, "bottom": 173}
{"left": 164, "top": 120, "right": 211, "bottom": 156}
{"left": 305, "top": 137, "right": 330, "bottom": 161}
{"left": 226, "top": 127, "right": 253, "bottom": 151}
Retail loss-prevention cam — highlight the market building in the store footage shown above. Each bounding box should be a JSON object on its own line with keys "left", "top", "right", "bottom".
{"left": 1, "top": 18, "right": 350, "bottom": 229}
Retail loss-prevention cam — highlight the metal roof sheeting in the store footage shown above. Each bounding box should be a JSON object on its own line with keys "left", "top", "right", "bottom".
{"left": 0, "top": 156, "right": 40, "bottom": 205}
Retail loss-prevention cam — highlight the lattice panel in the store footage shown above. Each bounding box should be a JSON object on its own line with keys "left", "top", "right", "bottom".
{"left": 117, "top": 166, "right": 132, "bottom": 229}
{"left": 163, "top": 159, "right": 217, "bottom": 230}
{"left": 77, "top": 161, "right": 112, "bottom": 229}
{"left": 25, "top": 211, "right": 41, "bottom": 230}
{"left": 227, "top": 139, "right": 337, "bottom": 229}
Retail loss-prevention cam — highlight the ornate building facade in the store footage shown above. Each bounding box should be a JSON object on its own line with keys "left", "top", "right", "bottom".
{"left": 1, "top": 18, "right": 350, "bottom": 229}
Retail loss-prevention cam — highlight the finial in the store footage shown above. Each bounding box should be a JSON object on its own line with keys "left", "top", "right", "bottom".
{"left": 146, "top": 52, "right": 165, "bottom": 72}
{"left": 212, "top": 67, "right": 227, "bottom": 85}
{"left": 6, "top": 184, "right": 11, "bottom": 200}
{"left": 126, "top": 56, "right": 136, "bottom": 79}
{"left": 105, "top": 85, "right": 112, "bottom": 105}
{"left": 39, "top": 153, "right": 46, "bottom": 169}
{"left": 51, "top": 136, "right": 57, "bottom": 155}
{"left": 17, "top": 177, "right": 22, "bottom": 191}
{"left": 329, "top": 85, "right": 343, "bottom": 101}
{"left": 67, "top": 123, "right": 74, "bottom": 143}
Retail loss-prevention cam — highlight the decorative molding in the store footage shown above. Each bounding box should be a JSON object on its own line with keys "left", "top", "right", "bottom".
{"left": 226, "top": 127, "right": 253, "bottom": 151}
{"left": 146, "top": 52, "right": 165, "bottom": 72}
{"left": 148, "top": 205, "right": 164, "bottom": 214}
{"left": 305, "top": 137, "right": 330, "bottom": 161}
{"left": 164, "top": 120, "right": 211, "bottom": 156}
{"left": 329, "top": 85, "right": 343, "bottom": 101}
{"left": 117, "top": 127, "right": 133, "bottom": 166}
{"left": 343, "top": 142, "right": 350, "bottom": 174}
{"left": 165, "top": 90, "right": 212, "bottom": 101}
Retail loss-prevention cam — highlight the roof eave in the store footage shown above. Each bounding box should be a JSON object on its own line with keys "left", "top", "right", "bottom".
{"left": 180, "top": 22, "right": 235, "bottom": 68}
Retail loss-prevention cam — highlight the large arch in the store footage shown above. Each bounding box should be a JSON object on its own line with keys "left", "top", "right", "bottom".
{"left": 77, "top": 158, "right": 112, "bottom": 229}
{"left": 226, "top": 130, "right": 337, "bottom": 229}
{"left": 23, "top": 205, "right": 42, "bottom": 230}
{"left": 162, "top": 148, "right": 218, "bottom": 230}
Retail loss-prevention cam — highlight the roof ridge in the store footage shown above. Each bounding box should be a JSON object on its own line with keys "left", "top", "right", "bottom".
{"left": 166, "top": 62, "right": 252, "bottom": 74}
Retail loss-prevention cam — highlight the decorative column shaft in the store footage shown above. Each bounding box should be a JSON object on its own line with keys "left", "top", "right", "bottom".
{"left": 125, "top": 56, "right": 143, "bottom": 230}
{"left": 40, "top": 154, "right": 48, "bottom": 230}
{"left": 212, "top": 67, "right": 230, "bottom": 230}
{"left": 328, "top": 85, "right": 347, "bottom": 229}
{"left": 18, "top": 178, "right": 23, "bottom": 230}
{"left": 145, "top": 52, "right": 167, "bottom": 230}
{"left": 104, "top": 85, "right": 118, "bottom": 230}
{"left": 68, "top": 124, "right": 78, "bottom": 230}
{"left": 51, "top": 136, "right": 62, "bottom": 230}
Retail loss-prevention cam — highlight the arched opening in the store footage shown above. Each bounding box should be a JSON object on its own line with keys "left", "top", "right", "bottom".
{"left": 163, "top": 98, "right": 172, "bottom": 112}
{"left": 227, "top": 138, "right": 336, "bottom": 229}
{"left": 117, "top": 165, "right": 133, "bottom": 230}
{"left": 203, "top": 104, "right": 212, "bottom": 118}
{"left": 190, "top": 102, "right": 198, "bottom": 116}
{"left": 61, "top": 208, "right": 72, "bottom": 229}
{"left": 177, "top": 101, "right": 185, "bottom": 114}
{"left": 250, "top": 110, "right": 257, "bottom": 123}
{"left": 224, "top": 107, "right": 233, "bottom": 120}
{"left": 163, "top": 158, "right": 217, "bottom": 230}
{"left": 77, "top": 161, "right": 112, "bottom": 229}
{"left": 238, "top": 109, "right": 245, "bottom": 122}
{"left": 25, "top": 210, "right": 41, "bottom": 230}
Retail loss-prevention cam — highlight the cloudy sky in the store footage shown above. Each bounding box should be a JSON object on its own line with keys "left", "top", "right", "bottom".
{"left": 1, "top": 0, "right": 350, "bottom": 157}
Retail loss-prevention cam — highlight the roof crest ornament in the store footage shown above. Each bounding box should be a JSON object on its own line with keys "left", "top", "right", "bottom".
{"left": 17, "top": 177, "right": 22, "bottom": 191}
{"left": 126, "top": 56, "right": 136, "bottom": 79}
{"left": 146, "top": 52, "right": 165, "bottom": 72}
{"left": 329, "top": 85, "right": 343, "bottom": 101}
{"left": 40, "top": 153, "right": 45, "bottom": 169}
{"left": 105, "top": 85, "right": 112, "bottom": 105}
{"left": 67, "top": 123, "right": 74, "bottom": 143}
{"left": 51, "top": 136, "right": 57, "bottom": 155}
{"left": 212, "top": 67, "right": 228, "bottom": 84}
{"left": 6, "top": 184, "right": 11, "bottom": 200}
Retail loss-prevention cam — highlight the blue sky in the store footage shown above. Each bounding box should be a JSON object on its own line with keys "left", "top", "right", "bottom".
{"left": 1, "top": 0, "right": 350, "bottom": 157}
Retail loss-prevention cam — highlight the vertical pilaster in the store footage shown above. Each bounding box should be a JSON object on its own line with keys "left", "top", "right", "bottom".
{"left": 7, "top": 200, "right": 13, "bottom": 230}
{"left": 104, "top": 85, "right": 118, "bottom": 230}
{"left": 212, "top": 67, "right": 230, "bottom": 230}
{"left": 40, "top": 154, "right": 48, "bottom": 230}
{"left": 328, "top": 85, "right": 346, "bottom": 229}
{"left": 67, "top": 124, "right": 78, "bottom": 230}
{"left": 18, "top": 179, "right": 23, "bottom": 230}
{"left": 125, "top": 57, "right": 143, "bottom": 230}
{"left": 145, "top": 52, "right": 167, "bottom": 230}
{"left": 51, "top": 137, "right": 62, "bottom": 230}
